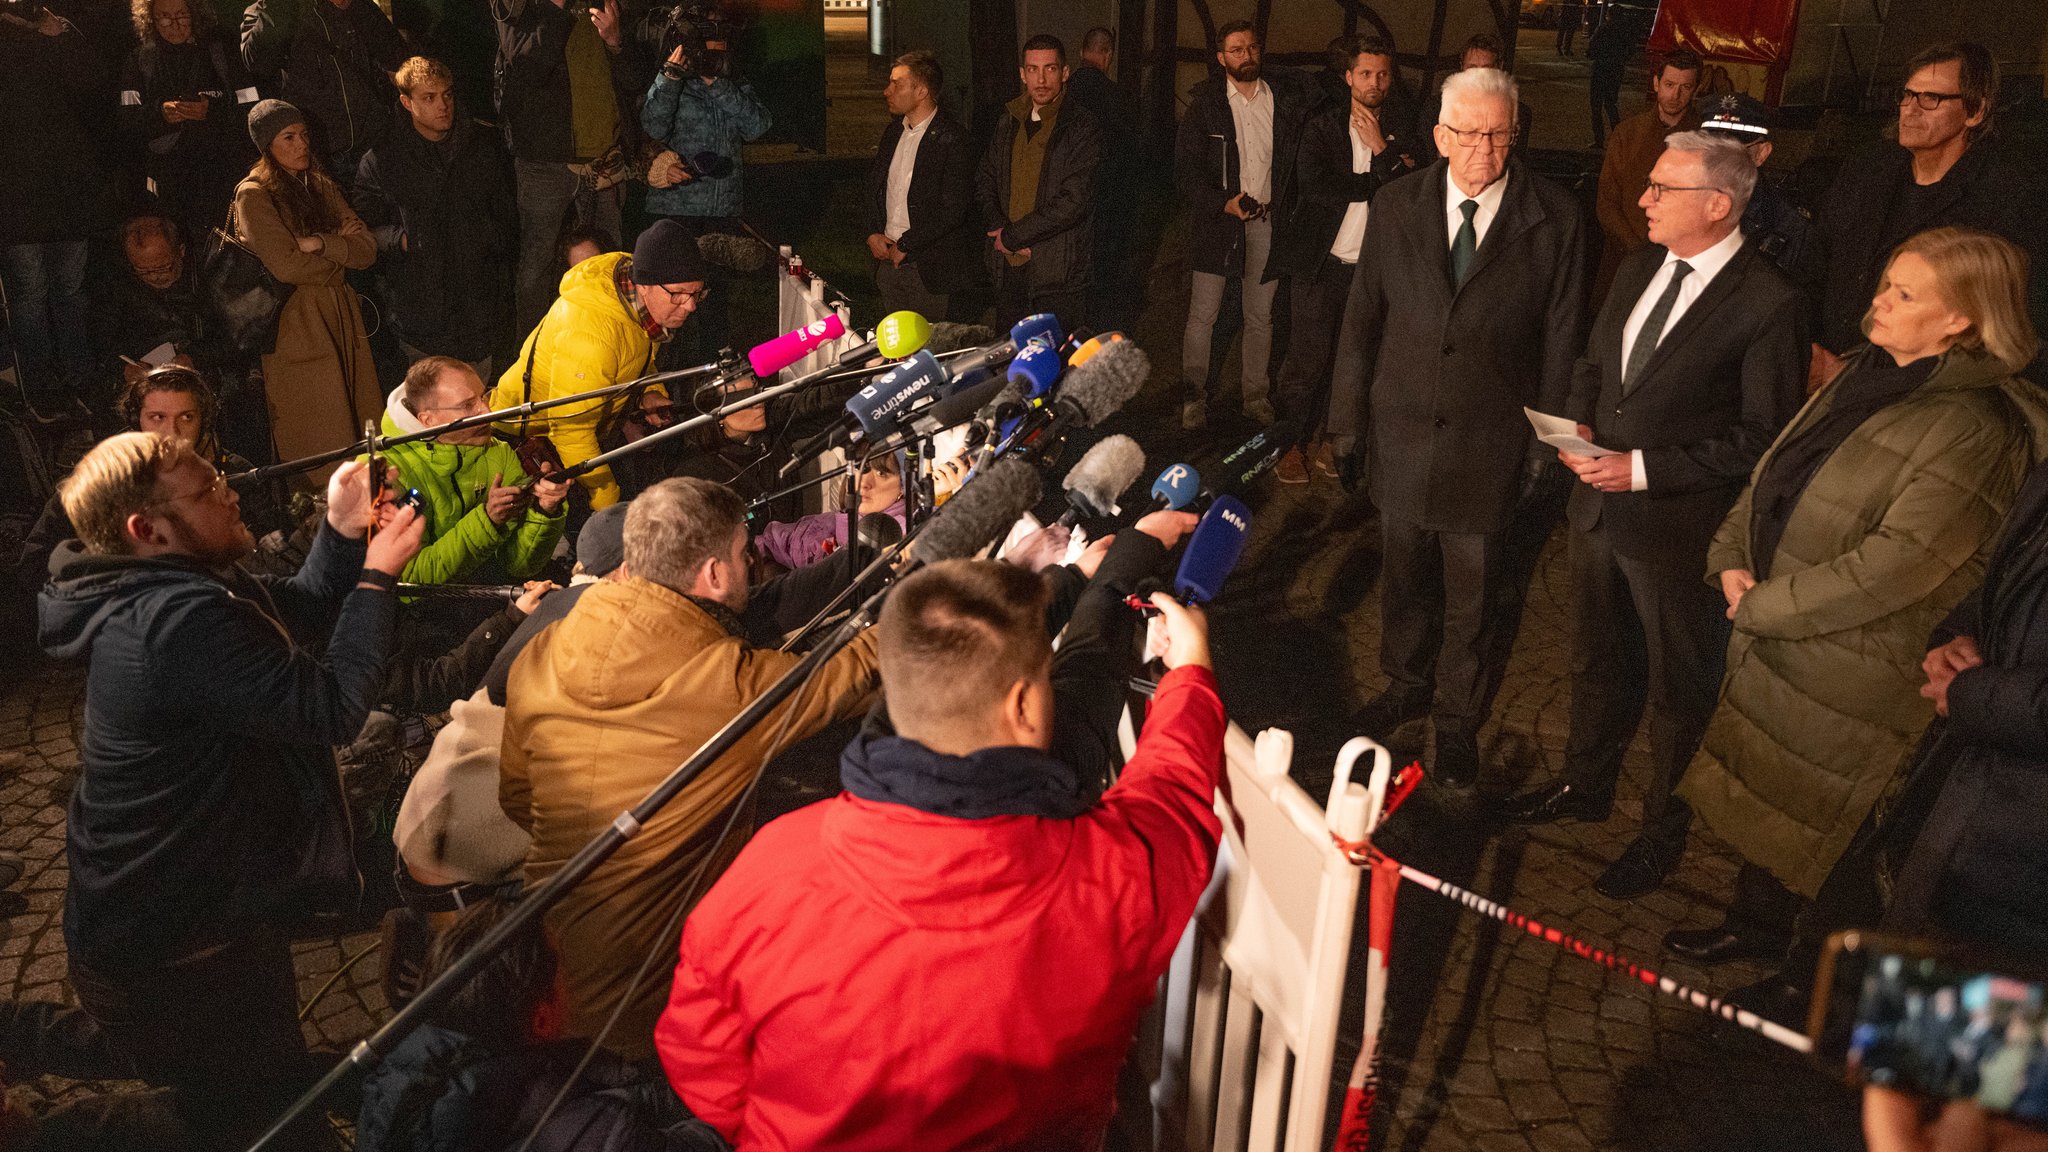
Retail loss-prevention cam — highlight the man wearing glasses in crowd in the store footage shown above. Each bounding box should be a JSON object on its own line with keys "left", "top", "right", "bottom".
{"left": 1808, "top": 42, "right": 2043, "bottom": 388}
{"left": 492, "top": 218, "right": 761, "bottom": 510}
{"left": 379, "top": 355, "right": 571, "bottom": 586}
{"left": 1343, "top": 66, "right": 1587, "bottom": 791}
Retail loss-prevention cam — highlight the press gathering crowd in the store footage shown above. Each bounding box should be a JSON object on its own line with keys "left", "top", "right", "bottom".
{"left": 5, "top": 0, "right": 2048, "bottom": 1145}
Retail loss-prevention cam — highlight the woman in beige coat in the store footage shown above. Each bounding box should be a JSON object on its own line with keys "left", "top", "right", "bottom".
{"left": 235, "top": 99, "right": 378, "bottom": 477}
{"left": 1667, "top": 227, "right": 2048, "bottom": 968}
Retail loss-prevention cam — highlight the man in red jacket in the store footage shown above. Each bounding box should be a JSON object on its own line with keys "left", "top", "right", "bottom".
{"left": 654, "top": 558, "right": 1227, "bottom": 1149}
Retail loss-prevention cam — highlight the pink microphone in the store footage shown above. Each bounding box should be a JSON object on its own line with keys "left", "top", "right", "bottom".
{"left": 746, "top": 313, "right": 848, "bottom": 378}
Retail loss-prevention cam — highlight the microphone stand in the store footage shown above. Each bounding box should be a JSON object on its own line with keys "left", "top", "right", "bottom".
{"left": 226, "top": 360, "right": 729, "bottom": 484}
{"left": 248, "top": 511, "right": 960, "bottom": 1152}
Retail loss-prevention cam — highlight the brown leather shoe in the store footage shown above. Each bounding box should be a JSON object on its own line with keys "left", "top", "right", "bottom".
{"left": 1311, "top": 440, "right": 1338, "bottom": 478}
{"left": 1276, "top": 446, "right": 1309, "bottom": 485}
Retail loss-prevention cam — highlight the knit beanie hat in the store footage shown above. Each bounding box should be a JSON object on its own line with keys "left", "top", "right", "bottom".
{"left": 630, "top": 219, "right": 713, "bottom": 285}
{"left": 247, "top": 99, "right": 306, "bottom": 155}
{"left": 575, "top": 502, "right": 630, "bottom": 577}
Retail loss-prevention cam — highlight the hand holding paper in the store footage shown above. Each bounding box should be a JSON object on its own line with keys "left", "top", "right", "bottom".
{"left": 1523, "top": 407, "right": 1617, "bottom": 458}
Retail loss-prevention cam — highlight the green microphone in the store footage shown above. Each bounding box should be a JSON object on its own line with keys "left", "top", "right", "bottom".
{"left": 874, "top": 310, "right": 933, "bottom": 360}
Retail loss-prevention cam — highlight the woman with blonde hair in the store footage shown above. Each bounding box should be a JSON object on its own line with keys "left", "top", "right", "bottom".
{"left": 234, "top": 98, "right": 380, "bottom": 478}
{"left": 1665, "top": 227, "right": 2048, "bottom": 970}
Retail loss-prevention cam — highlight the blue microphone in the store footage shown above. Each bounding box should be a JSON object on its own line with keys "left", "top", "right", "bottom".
{"left": 1011, "top": 312, "right": 1062, "bottom": 355}
{"left": 1172, "top": 495, "right": 1252, "bottom": 604}
{"left": 846, "top": 349, "right": 945, "bottom": 438}
{"left": 1148, "top": 463, "right": 1202, "bottom": 512}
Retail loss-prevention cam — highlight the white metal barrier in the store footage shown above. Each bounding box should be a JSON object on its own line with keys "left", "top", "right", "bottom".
{"left": 1117, "top": 717, "right": 1392, "bottom": 1152}
{"left": 773, "top": 245, "right": 860, "bottom": 381}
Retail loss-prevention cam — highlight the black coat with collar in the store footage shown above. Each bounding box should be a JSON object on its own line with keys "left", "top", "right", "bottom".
{"left": 1351, "top": 158, "right": 1589, "bottom": 534}
{"left": 1173, "top": 68, "right": 1317, "bottom": 278}
{"left": 974, "top": 98, "right": 1103, "bottom": 291}
{"left": 1265, "top": 98, "right": 1421, "bottom": 281}
{"left": 1565, "top": 239, "right": 1809, "bottom": 568}
{"left": 866, "top": 108, "right": 983, "bottom": 295}
{"left": 1810, "top": 142, "right": 2041, "bottom": 356}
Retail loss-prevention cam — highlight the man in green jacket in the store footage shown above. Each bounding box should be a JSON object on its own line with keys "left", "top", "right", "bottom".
{"left": 378, "top": 355, "right": 570, "bottom": 585}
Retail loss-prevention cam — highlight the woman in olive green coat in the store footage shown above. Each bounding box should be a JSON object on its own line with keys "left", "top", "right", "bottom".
{"left": 1671, "top": 228, "right": 2048, "bottom": 959}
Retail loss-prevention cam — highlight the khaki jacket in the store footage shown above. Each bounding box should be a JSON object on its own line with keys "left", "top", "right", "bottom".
{"left": 499, "top": 577, "right": 879, "bottom": 1058}
{"left": 1682, "top": 346, "right": 2048, "bottom": 897}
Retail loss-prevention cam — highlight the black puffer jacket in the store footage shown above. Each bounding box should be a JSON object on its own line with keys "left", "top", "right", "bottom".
{"left": 353, "top": 117, "right": 518, "bottom": 359}
{"left": 119, "top": 34, "right": 259, "bottom": 224}
{"left": 37, "top": 523, "right": 390, "bottom": 972}
{"left": 240, "top": 0, "right": 407, "bottom": 165}
{"left": 356, "top": 1023, "right": 728, "bottom": 1152}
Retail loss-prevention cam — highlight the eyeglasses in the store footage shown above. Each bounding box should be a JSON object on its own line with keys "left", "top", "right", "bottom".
{"left": 1441, "top": 125, "right": 1515, "bottom": 150}
{"left": 1898, "top": 87, "right": 1965, "bottom": 111}
{"left": 419, "top": 393, "right": 489, "bottom": 415}
{"left": 153, "top": 12, "right": 192, "bottom": 24}
{"left": 1644, "top": 182, "right": 1724, "bottom": 202}
{"left": 148, "top": 469, "right": 228, "bottom": 508}
{"left": 655, "top": 284, "right": 711, "bottom": 305}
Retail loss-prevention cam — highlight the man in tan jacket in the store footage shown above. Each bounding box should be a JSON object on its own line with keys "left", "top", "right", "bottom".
{"left": 499, "top": 477, "right": 880, "bottom": 1058}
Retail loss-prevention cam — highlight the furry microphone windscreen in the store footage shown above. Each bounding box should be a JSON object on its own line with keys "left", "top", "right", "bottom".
{"left": 917, "top": 458, "right": 1043, "bottom": 562}
{"left": 924, "top": 322, "right": 1004, "bottom": 354}
{"left": 1058, "top": 339, "right": 1150, "bottom": 427}
{"left": 1061, "top": 434, "right": 1146, "bottom": 518}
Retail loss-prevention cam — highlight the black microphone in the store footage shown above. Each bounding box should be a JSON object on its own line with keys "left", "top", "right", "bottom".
{"left": 1057, "top": 434, "right": 1145, "bottom": 528}
{"left": 1197, "top": 419, "right": 1300, "bottom": 507}
{"left": 916, "top": 457, "right": 1043, "bottom": 563}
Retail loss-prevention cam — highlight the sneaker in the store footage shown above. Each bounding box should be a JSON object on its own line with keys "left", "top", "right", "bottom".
{"left": 1311, "top": 440, "right": 1339, "bottom": 478}
{"left": 1243, "top": 398, "right": 1277, "bottom": 424}
{"left": 1181, "top": 398, "right": 1208, "bottom": 431}
{"left": 1275, "top": 446, "right": 1309, "bottom": 485}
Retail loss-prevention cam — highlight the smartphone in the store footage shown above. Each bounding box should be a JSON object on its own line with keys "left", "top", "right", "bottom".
{"left": 1811, "top": 930, "right": 2048, "bottom": 1124}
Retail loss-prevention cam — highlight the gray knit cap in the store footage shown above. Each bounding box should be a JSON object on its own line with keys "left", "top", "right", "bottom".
{"left": 246, "top": 99, "right": 305, "bottom": 154}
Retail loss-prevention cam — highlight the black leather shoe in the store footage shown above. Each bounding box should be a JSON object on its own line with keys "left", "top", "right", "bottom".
{"left": 1432, "top": 729, "right": 1481, "bottom": 790}
{"left": 1662, "top": 926, "right": 1792, "bottom": 966}
{"left": 1594, "top": 835, "right": 1677, "bottom": 899}
{"left": 1726, "top": 974, "right": 1811, "bottom": 1028}
{"left": 1497, "top": 780, "right": 1613, "bottom": 825}
{"left": 1353, "top": 691, "right": 1429, "bottom": 739}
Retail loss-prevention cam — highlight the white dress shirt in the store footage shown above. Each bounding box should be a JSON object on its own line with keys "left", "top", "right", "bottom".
{"left": 1443, "top": 168, "right": 1508, "bottom": 251}
{"left": 1330, "top": 117, "right": 1374, "bottom": 263}
{"left": 1226, "top": 80, "right": 1275, "bottom": 204}
{"left": 883, "top": 110, "right": 933, "bottom": 243}
{"left": 1618, "top": 226, "right": 1746, "bottom": 490}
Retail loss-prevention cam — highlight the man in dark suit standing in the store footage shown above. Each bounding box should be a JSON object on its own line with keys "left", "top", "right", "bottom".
{"left": 1265, "top": 34, "right": 1418, "bottom": 483}
{"left": 1348, "top": 68, "right": 1587, "bottom": 788}
{"left": 1498, "top": 132, "right": 1807, "bottom": 897}
{"left": 974, "top": 34, "right": 1102, "bottom": 331}
{"left": 1066, "top": 26, "right": 1140, "bottom": 331}
{"left": 866, "top": 50, "right": 980, "bottom": 321}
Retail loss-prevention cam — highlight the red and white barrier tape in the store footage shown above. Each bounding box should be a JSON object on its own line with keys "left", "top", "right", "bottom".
{"left": 1327, "top": 762, "right": 1810, "bottom": 1151}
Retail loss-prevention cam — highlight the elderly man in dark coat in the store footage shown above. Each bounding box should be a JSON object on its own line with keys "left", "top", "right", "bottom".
{"left": 1345, "top": 66, "right": 1587, "bottom": 789}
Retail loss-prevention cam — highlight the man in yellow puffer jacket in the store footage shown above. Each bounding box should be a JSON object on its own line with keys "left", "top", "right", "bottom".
{"left": 493, "top": 220, "right": 710, "bottom": 508}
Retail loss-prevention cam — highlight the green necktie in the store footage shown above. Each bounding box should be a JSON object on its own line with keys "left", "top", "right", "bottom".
{"left": 1450, "top": 198, "right": 1479, "bottom": 287}
{"left": 1623, "top": 260, "right": 1692, "bottom": 391}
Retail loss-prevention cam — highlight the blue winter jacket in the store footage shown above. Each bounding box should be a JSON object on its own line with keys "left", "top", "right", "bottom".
{"left": 37, "top": 523, "right": 391, "bottom": 972}
{"left": 640, "top": 73, "right": 771, "bottom": 219}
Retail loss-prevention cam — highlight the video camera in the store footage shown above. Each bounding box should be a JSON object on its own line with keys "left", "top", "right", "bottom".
{"left": 658, "top": 0, "right": 741, "bottom": 80}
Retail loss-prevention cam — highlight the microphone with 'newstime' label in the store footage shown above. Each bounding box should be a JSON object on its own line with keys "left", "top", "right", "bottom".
{"left": 1147, "top": 463, "right": 1202, "bottom": 512}
{"left": 1056, "top": 435, "right": 1145, "bottom": 528}
{"left": 846, "top": 350, "right": 947, "bottom": 439}
{"left": 1172, "top": 495, "right": 1253, "bottom": 604}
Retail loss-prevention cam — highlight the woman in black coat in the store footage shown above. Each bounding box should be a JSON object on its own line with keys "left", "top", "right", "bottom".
{"left": 1889, "top": 448, "right": 2048, "bottom": 957}
{"left": 119, "top": 0, "right": 257, "bottom": 240}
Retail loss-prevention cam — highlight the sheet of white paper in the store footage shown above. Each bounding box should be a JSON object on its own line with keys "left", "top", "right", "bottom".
{"left": 142, "top": 342, "right": 177, "bottom": 367}
{"left": 1523, "top": 406, "right": 1619, "bottom": 458}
